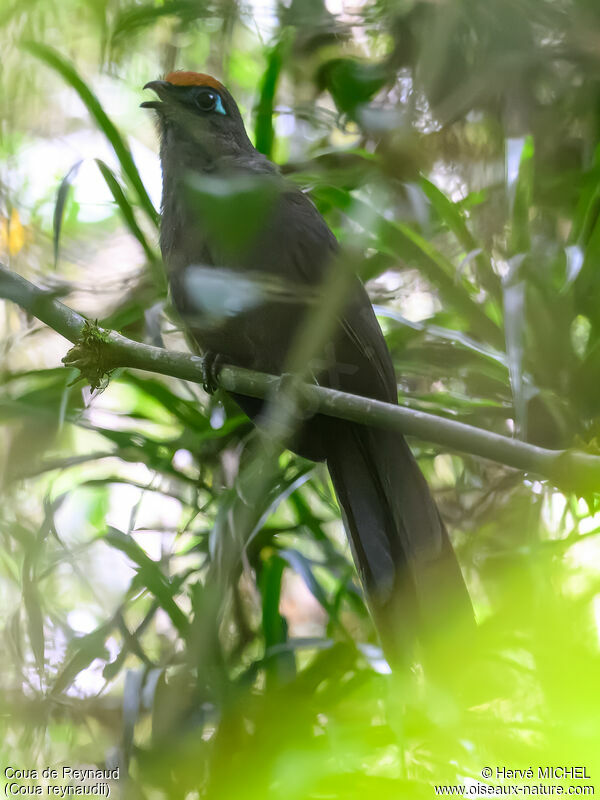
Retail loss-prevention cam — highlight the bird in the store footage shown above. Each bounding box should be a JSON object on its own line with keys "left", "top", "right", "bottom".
{"left": 142, "top": 70, "right": 473, "bottom": 667}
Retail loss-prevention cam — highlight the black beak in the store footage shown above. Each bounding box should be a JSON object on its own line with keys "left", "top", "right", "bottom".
{"left": 140, "top": 80, "right": 171, "bottom": 110}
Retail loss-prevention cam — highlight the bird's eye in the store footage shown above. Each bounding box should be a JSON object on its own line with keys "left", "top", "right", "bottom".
{"left": 195, "top": 89, "right": 217, "bottom": 112}
{"left": 194, "top": 89, "right": 226, "bottom": 115}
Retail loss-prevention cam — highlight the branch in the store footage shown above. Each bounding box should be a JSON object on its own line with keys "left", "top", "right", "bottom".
{"left": 1, "top": 262, "right": 598, "bottom": 492}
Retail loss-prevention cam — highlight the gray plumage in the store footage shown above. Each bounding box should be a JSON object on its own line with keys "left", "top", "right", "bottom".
{"left": 144, "top": 74, "right": 473, "bottom": 665}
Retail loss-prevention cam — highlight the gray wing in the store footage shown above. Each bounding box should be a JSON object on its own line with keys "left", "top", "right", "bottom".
{"left": 267, "top": 187, "right": 398, "bottom": 404}
{"left": 166, "top": 173, "right": 398, "bottom": 404}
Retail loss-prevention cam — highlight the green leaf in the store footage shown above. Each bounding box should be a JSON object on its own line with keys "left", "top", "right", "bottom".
{"left": 254, "top": 38, "right": 287, "bottom": 157}
{"left": 122, "top": 668, "right": 144, "bottom": 759}
{"left": 52, "top": 625, "right": 111, "bottom": 696}
{"left": 568, "top": 146, "right": 600, "bottom": 248}
{"left": 53, "top": 160, "right": 83, "bottom": 269}
{"left": 313, "top": 185, "right": 503, "bottom": 345}
{"left": 377, "top": 306, "right": 509, "bottom": 372}
{"left": 419, "top": 176, "right": 501, "bottom": 301}
{"left": 185, "top": 172, "right": 281, "bottom": 261}
{"left": 259, "top": 555, "right": 296, "bottom": 683}
{"left": 110, "top": 0, "right": 209, "bottom": 47}
{"left": 507, "top": 135, "right": 534, "bottom": 255}
{"left": 95, "top": 159, "right": 165, "bottom": 292}
{"left": 119, "top": 373, "right": 209, "bottom": 430}
{"left": 23, "top": 42, "right": 158, "bottom": 229}
{"left": 22, "top": 553, "right": 44, "bottom": 673}
{"left": 103, "top": 527, "right": 188, "bottom": 635}
{"left": 279, "top": 548, "right": 331, "bottom": 613}
{"left": 503, "top": 271, "right": 528, "bottom": 437}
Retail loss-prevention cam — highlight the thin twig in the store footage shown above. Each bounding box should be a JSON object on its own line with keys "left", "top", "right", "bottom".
{"left": 1, "top": 262, "right": 598, "bottom": 492}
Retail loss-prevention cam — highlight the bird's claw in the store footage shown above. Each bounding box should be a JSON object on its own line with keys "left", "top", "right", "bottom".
{"left": 202, "top": 352, "right": 223, "bottom": 394}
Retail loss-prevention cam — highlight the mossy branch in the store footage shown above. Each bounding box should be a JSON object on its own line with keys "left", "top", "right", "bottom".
{"left": 1, "top": 262, "right": 600, "bottom": 492}
{"left": 62, "top": 320, "right": 116, "bottom": 390}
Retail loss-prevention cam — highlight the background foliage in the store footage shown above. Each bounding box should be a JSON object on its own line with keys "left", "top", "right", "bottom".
{"left": 2, "top": 0, "right": 600, "bottom": 797}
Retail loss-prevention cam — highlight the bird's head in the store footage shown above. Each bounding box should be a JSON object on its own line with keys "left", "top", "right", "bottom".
{"left": 141, "top": 71, "right": 255, "bottom": 167}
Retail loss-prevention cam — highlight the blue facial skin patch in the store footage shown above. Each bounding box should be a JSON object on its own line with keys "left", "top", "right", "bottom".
{"left": 214, "top": 95, "right": 226, "bottom": 115}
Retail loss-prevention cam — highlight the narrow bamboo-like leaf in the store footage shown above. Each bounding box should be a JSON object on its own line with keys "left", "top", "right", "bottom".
{"left": 503, "top": 257, "right": 528, "bottom": 438}
{"left": 122, "top": 668, "right": 144, "bottom": 760}
{"left": 53, "top": 160, "right": 82, "bottom": 269}
{"left": 564, "top": 245, "right": 584, "bottom": 288}
{"left": 575, "top": 212, "right": 600, "bottom": 328}
{"left": 111, "top": 0, "right": 208, "bottom": 47}
{"left": 260, "top": 555, "right": 286, "bottom": 648}
{"left": 121, "top": 373, "right": 211, "bottom": 430}
{"left": 104, "top": 608, "right": 158, "bottom": 680}
{"left": 23, "top": 42, "right": 158, "bottom": 228}
{"left": 104, "top": 527, "right": 188, "bottom": 635}
{"left": 244, "top": 466, "right": 315, "bottom": 551}
{"left": 95, "top": 159, "right": 165, "bottom": 292}
{"left": 51, "top": 624, "right": 111, "bottom": 696}
{"left": 0, "top": 0, "right": 39, "bottom": 27}
{"left": 569, "top": 174, "right": 600, "bottom": 249}
{"left": 259, "top": 555, "right": 296, "bottom": 683}
{"left": 22, "top": 554, "right": 44, "bottom": 673}
{"left": 254, "top": 38, "right": 286, "bottom": 157}
{"left": 502, "top": 138, "right": 534, "bottom": 437}
{"left": 279, "top": 548, "right": 331, "bottom": 612}
{"left": 141, "top": 667, "right": 163, "bottom": 710}
{"left": 313, "top": 185, "right": 502, "bottom": 345}
{"left": 10, "top": 451, "right": 114, "bottom": 482}
{"left": 377, "top": 305, "right": 509, "bottom": 371}
{"left": 420, "top": 176, "right": 501, "bottom": 300}
{"left": 508, "top": 135, "right": 534, "bottom": 255}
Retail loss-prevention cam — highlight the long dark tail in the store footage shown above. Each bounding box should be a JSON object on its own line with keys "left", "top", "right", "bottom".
{"left": 326, "top": 422, "right": 473, "bottom": 667}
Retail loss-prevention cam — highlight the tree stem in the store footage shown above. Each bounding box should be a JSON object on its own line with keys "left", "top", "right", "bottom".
{"left": 1, "top": 262, "right": 597, "bottom": 492}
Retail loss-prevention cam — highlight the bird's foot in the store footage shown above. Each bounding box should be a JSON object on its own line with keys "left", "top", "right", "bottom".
{"left": 201, "top": 351, "right": 224, "bottom": 394}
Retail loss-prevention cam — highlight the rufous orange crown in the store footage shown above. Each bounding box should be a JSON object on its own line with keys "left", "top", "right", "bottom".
{"left": 165, "top": 71, "right": 226, "bottom": 92}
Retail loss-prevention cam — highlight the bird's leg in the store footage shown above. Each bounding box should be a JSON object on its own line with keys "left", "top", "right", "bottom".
{"left": 201, "top": 351, "right": 224, "bottom": 394}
